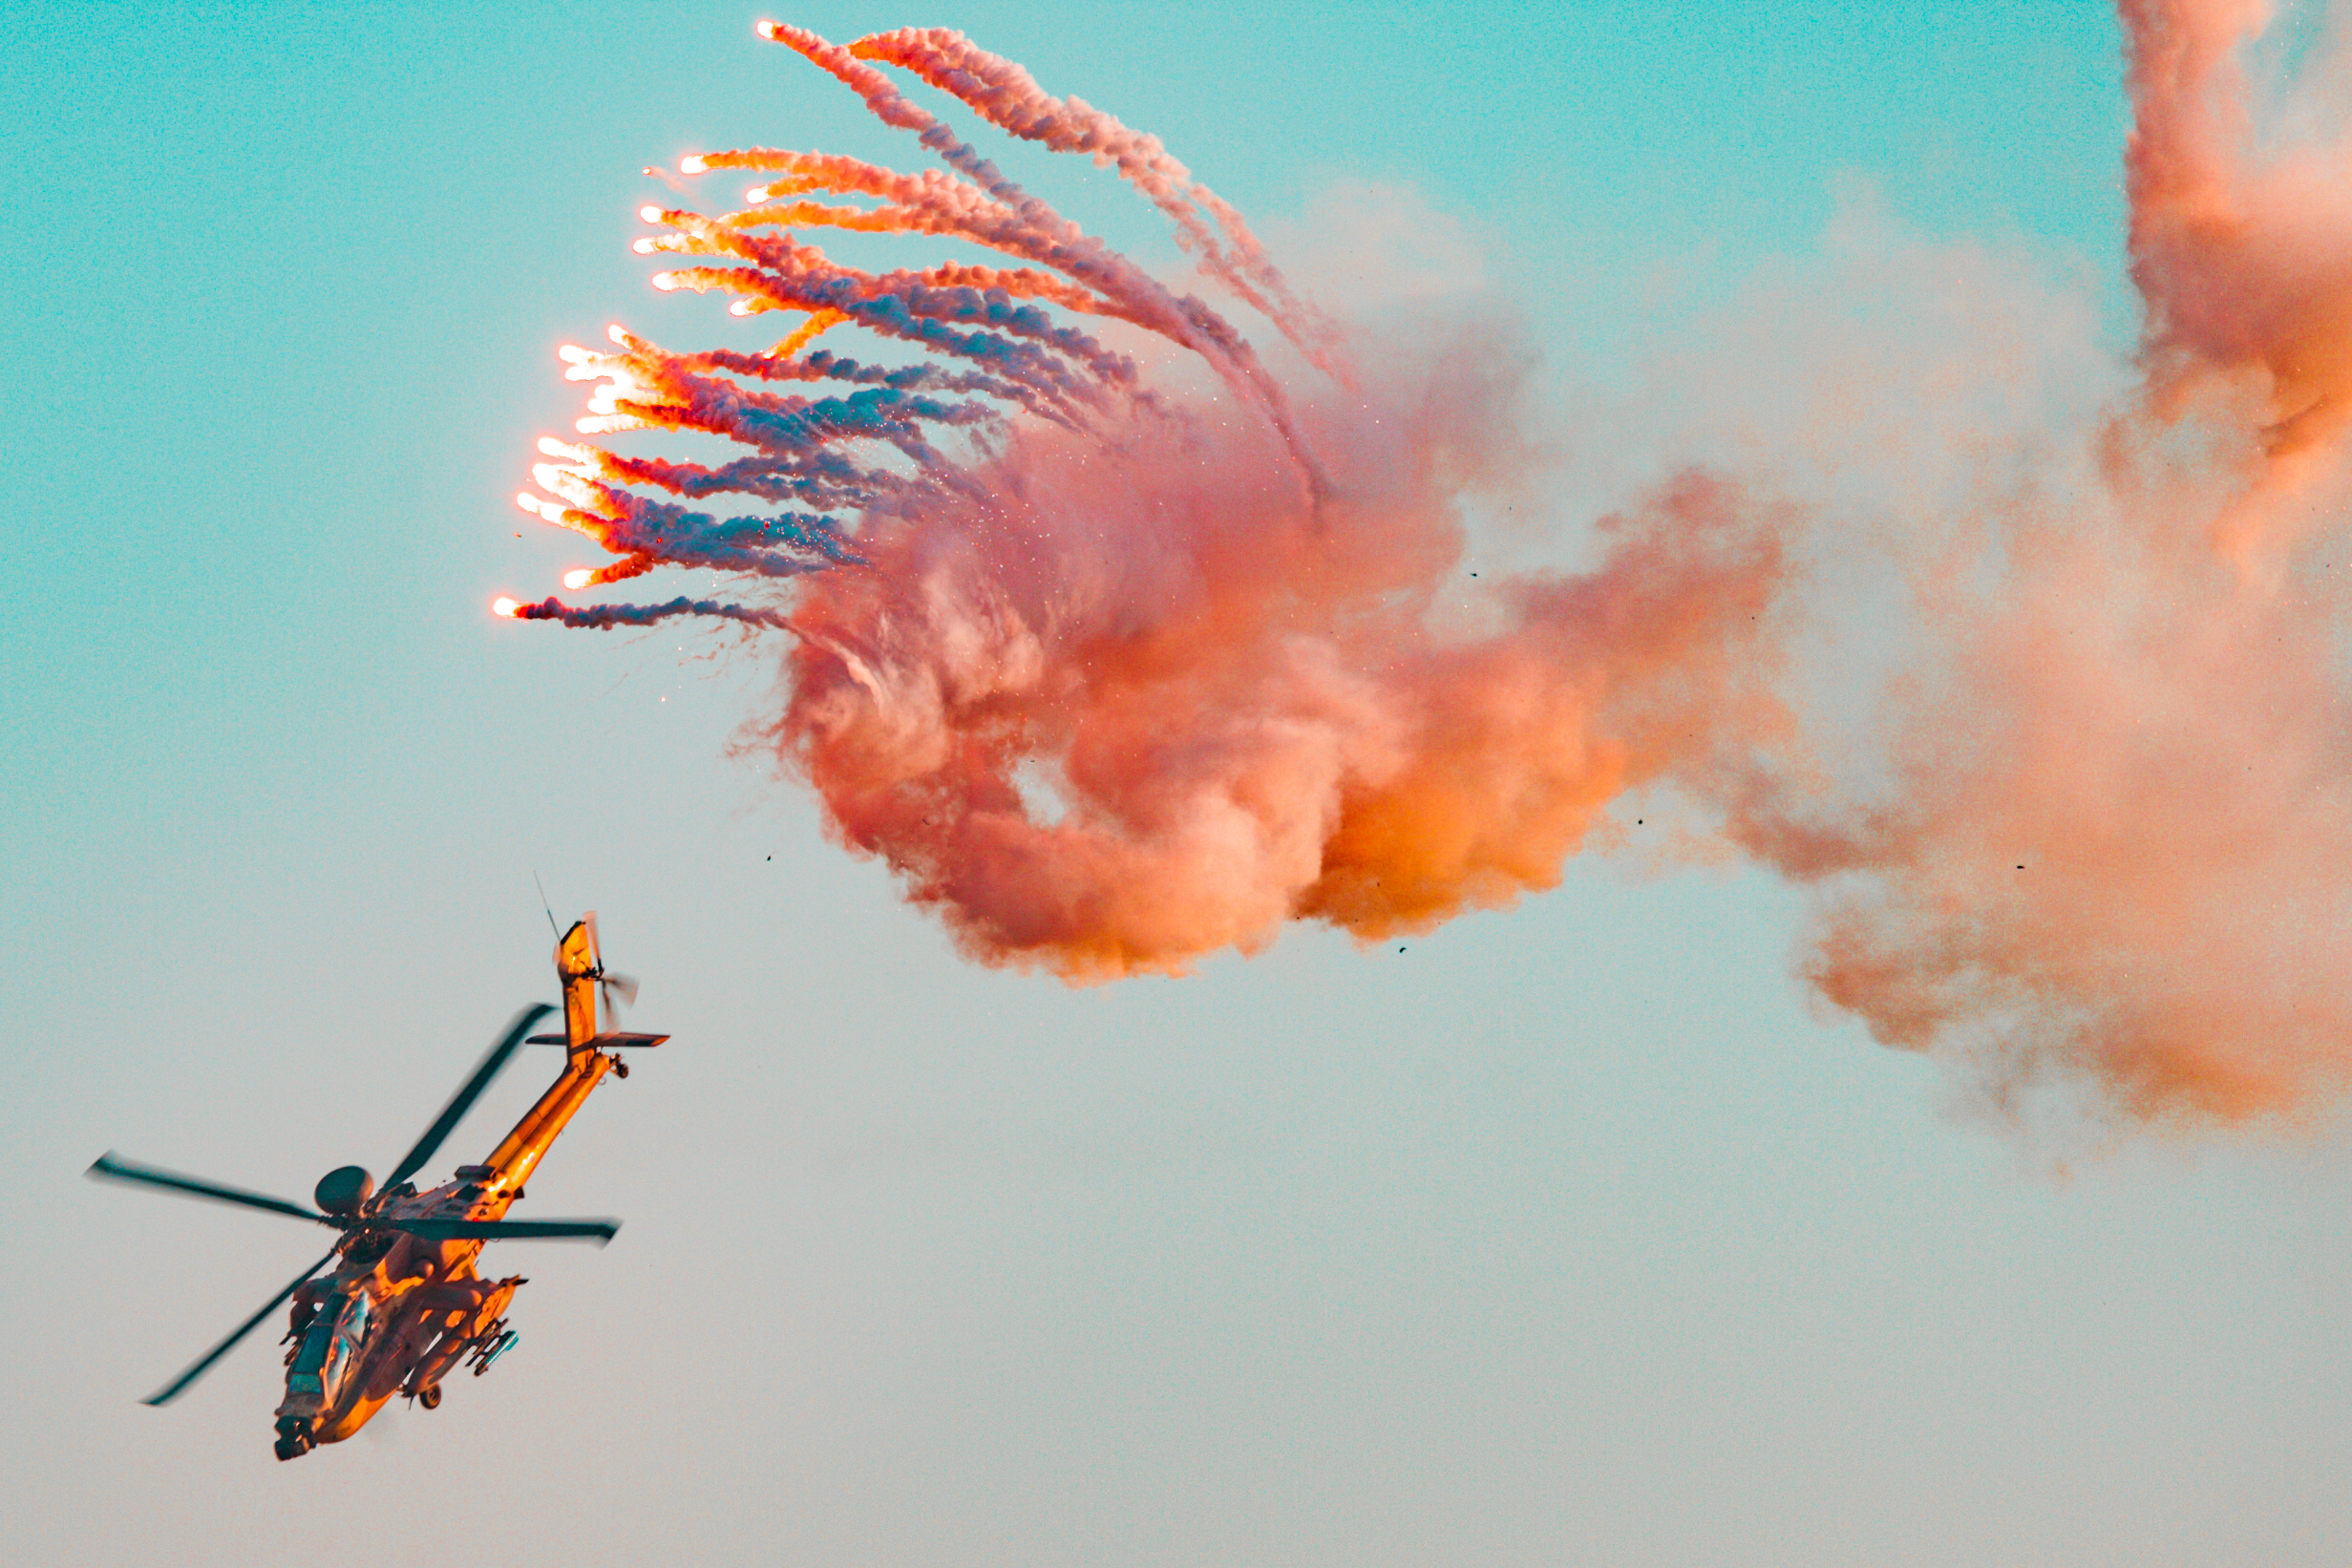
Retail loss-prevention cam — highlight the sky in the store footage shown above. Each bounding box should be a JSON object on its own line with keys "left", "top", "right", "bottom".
{"left": 5, "top": 2, "right": 2351, "bottom": 1564}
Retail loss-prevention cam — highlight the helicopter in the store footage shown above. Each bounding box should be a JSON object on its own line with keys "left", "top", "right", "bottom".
{"left": 87, "top": 914, "right": 667, "bottom": 1460}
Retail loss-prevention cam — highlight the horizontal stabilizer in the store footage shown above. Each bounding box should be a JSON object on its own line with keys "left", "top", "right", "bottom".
{"left": 525, "top": 1032, "right": 669, "bottom": 1049}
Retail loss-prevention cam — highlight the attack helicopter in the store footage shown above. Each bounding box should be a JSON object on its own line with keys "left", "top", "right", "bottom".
{"left": 88, "top": 915, "right": 667, "bottom": 1460}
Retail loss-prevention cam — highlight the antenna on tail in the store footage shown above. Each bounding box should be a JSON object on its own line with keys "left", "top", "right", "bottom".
{"left": 531, "top": 871, "right": 562, "bottom": 942}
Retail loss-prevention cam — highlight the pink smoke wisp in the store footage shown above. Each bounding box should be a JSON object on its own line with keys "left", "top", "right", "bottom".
{"left": 512, "top": 9, "right": 2352, "bottom": 1125}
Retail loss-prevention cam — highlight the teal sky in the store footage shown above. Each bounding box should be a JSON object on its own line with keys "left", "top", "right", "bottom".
{"left": 7, "top": 4, "right": 2349, "bottom": 1564}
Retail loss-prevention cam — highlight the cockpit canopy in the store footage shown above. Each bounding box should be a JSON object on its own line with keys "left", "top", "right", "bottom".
{"left": 286, "top": 1287, "right": 375, "bottom": 1409}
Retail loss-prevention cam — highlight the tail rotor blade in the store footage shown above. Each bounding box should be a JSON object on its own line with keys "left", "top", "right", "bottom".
{"left": 142, "top": 1245, "right": 342, "bottom": 1407}
{"left": 87, "top": 1154, "right": 330, "bottom": 1227}
{"left": 583, "top": 914, "right": 636, "bottom": 1028}
{"left": 384, "top": 1004, "right": 555, "bottom": 1191}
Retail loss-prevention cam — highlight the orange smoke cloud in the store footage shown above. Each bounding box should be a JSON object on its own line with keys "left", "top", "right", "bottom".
{"left": 511, "top": 11, "right": 2352, "bottom": 1125}
{"left": 770, "top": 354, "right": 1788, "bottom": 978}
{"left": 1729, "top": 441, "right": 2352, "bottom": 1122}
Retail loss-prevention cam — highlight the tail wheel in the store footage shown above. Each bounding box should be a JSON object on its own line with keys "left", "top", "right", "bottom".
{"left": 417, "top": 1384, "right": 442, "bottom": 1410}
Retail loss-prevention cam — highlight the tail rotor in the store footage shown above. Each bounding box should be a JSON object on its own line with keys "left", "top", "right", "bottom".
{"left": 582, "top": 911, "right": 639, "bottom": 1030}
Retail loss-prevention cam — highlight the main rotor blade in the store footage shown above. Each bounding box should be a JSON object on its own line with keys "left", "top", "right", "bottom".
{"left": 393, "top": 1218, "right": 620, "bottom": 1244}
{"left": 142, "top": 1245, "right": 342, "bottom": 1407}
{"left": 87, "top": 1153, "right": 331, "bottom": 1227}
{"left": 384, "top": 1003, "right": 555, "bottom": 1191}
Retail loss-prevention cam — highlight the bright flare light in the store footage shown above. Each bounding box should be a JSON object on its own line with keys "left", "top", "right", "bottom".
{"left": 563, "top": 569, "right": 594, "bottom": 590}
{"left": 492, "top": 597, "right": 520, "bottom": 618}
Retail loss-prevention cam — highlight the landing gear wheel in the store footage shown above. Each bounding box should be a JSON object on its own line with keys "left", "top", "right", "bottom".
{"left": 416, "top": 1384, "right": 442, "bottom": 1410}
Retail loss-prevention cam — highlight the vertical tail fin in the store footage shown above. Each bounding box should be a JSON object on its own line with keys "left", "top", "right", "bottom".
{"left": 554, "top": 919, "right": 600, "bottom": 1049}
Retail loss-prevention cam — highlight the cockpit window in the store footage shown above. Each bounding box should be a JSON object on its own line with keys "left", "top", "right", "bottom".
{"left": 287, "top": 1290, "right": 375, "bottom": 1406}
{"left": 290, "top": 1307, "right": 335, "bottom": 1377}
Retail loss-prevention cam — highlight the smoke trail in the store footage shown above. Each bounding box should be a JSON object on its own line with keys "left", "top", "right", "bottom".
{"left": 496, "top": 594, "right": 795, "bottom": 632}
{"left": 505, "top": 11, "right": 2352, "bottom": 1124}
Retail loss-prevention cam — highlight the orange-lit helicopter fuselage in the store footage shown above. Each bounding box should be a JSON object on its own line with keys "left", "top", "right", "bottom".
{"left": 90, "top": 916, "right": 666, "bottom": 1461}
